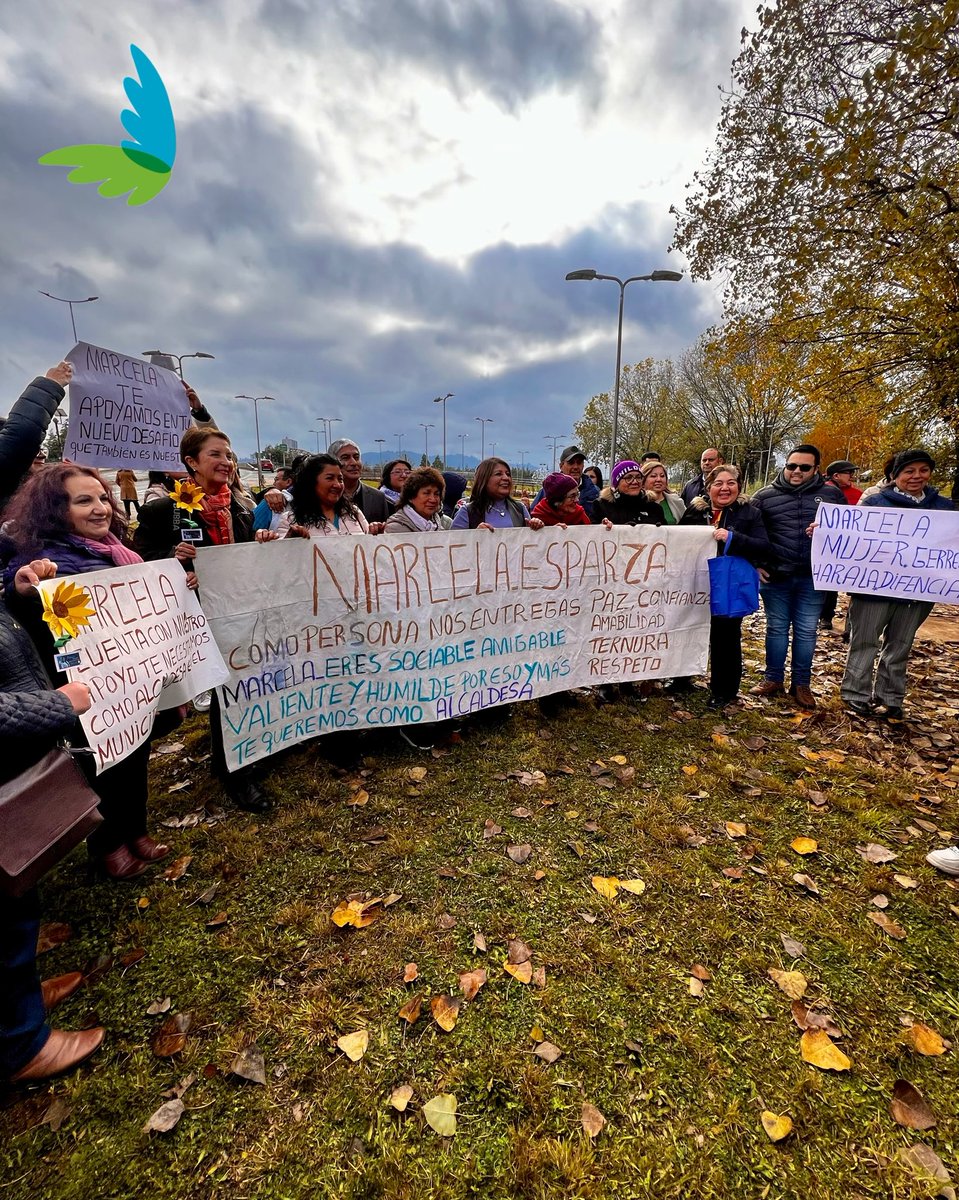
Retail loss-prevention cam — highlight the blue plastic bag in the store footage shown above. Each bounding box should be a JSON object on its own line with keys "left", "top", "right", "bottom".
{"left": 707, "top": 531, "right": 760, "bottom": 618}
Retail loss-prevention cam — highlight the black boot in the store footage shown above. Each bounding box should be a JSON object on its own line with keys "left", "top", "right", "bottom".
{"left": 225, "top": 775, "right": 272, "bottom": 813}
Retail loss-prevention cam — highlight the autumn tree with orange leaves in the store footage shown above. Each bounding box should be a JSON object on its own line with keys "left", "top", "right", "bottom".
{"left": 672, "top": 0, "right": 959, "bottom": 496}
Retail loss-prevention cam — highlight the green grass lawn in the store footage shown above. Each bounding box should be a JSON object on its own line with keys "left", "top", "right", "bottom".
{"left": 2, "top": 616, "right": 958, "bottom": 1200}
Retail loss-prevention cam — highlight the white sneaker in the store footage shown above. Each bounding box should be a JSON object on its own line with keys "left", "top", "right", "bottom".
{"left": 193, "top": 690, "right": 213, "bottom": 713}
{"left": 926, "top": 846, "right": 959, "bottom": 877}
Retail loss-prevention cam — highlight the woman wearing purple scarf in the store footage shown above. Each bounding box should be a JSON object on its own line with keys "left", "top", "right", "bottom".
{"left": 4, "top": 465, "right": 173, "bottom": 880}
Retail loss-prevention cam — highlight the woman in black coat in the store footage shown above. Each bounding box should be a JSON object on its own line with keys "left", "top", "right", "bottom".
{"left": 679, "top": 466, "right": 770, "bottom": 707}
{"left": 591, "top": 460, "right": 666, "bottom": 526}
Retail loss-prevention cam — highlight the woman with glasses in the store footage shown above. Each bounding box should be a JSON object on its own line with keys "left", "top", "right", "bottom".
{"left": 591, "top": 460, "right": 665, "bottom": 526}
{"left": 750, "top": 444, "right": 846, "bottom": 709}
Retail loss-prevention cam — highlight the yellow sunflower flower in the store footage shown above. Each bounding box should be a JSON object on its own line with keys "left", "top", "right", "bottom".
{"left": 170, "top": 478, "right": 204, "bottom": 514}
{"left": 41, "top": 581, "right": 95, "bottom": 643}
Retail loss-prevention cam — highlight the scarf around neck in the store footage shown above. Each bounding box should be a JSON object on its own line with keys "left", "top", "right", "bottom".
{"left": 75, "top": 532, "right": 143, "bottom": 567}
{"left": 402, "top": 504, "right": 441, "bottom": 532}
{"left": 199, "top": 485, "right": 234, "bottom": 545}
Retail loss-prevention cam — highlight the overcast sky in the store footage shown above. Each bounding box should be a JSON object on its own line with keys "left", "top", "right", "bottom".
{"left": 0, "top": 0, "right": 752, "bottom": 470}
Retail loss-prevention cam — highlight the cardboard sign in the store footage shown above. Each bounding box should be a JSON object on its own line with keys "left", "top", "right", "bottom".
{"left": 64, "top": 342, "right": 191, "bottom": 471}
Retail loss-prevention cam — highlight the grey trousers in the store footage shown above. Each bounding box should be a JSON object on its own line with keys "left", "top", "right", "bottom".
{"left": 841, "top": 596, "right": 933, "bottom": 707}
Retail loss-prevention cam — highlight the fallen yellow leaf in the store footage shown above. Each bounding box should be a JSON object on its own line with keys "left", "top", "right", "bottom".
{"left": 389, "top": 1084, "right": 413, "bottom": 1112}
{"left": 398, "top": 994, "right": 423, "bottom": 1025}
{"left": 768, "top": 968, "right": 809, "bottom": 1000}
{"left": 618, "top": 878, "right": 646, "bottom": 895}
{"left": 591, "top": 876, "right": 620, "bottom": 899}
{"left": 423, "top": 1093, "right": 457, "bottom": 1136}
{"left": 504, "top": 960, "right": 533, "bottom": 984}
{"left": 725, "top": 821, "right": 747, "bottom": 839}
{"left": 800, "top": 1029, "right": 851, "bottom": 1071}
{"left": 761, "top": 1111, "right": 793, "bottom": 1142}
{"left": 904, "top": 1022, "right": 948, "bottom": 1056}
{"left": 430, "top": 995, "right": 461, "bottom": 1031}
{"left": 791, "top": 837, "right": 818, "bottom": 855}
{"left": 331, "top": 898, "right": 381, "bottom": 929}
{"left": 336, "top": 1029, "right": 369, "bottom": 1062}
{"left": 682, "top": 764, "right": 699, "bottom": 776}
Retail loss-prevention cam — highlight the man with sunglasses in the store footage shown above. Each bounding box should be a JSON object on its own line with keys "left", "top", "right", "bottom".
{"left": 750, "top": 444, "right": 846, "bottom": 708}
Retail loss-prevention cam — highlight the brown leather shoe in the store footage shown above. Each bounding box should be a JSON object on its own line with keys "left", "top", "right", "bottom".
{"left": 129, "top": 835, "right": 171, "bottom": 862}
{"left": 9, "top": 1027, "right": 104, "bottom": 1083}
{"left": 790, "top": 685, "right": 817, "bottom": 710}
{"left": 40, "top": 972, "right": 83, "bottom": 1012}
{"left": 93, "top": 846, "right": 149, "bottom": 881}
{"left": 750, "top": 681, "right": 785, "bottom": 697}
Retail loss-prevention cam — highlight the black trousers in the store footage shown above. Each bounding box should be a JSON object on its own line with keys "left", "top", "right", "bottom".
{"left": 709, "top": 615, "right": 744, "bottom": 700}
{"left": 82, "top": 740, "right": 151, "bottom": 856}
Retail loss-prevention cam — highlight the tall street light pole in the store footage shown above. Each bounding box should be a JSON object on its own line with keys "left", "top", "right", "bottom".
{"left": 316, "top": 416, "right": 341, "bottom": 450}
{"left": 39, "top": 292, "right": 98, "bottom": 343}
{"left": 142, "top": 349, "right": 215, "bottom": 378}
{"left": 420, "top": 422, "right": 434, "bottom": 464}
{"left": 474, "top": 416, "right": 492, "bottom": 461}
{"left": 374, "top": 437, "right": 386, "bottom": 465}
{"left": 458, "top": 433, "right": 469, "bottom": 470}
{"left": 432, "top": 393, "right": 453, "bottom": 468}
{"left": 236, "top": 394, "right": 275, "bottom": 491}
{"left": 395, "top": 433, "right": 405, "bottom": 456}
{"left": 544, "top": 433, "right": 567, "bottom": 471}
{"left": 565, "top": 268, "right": 682, "bottom": 466}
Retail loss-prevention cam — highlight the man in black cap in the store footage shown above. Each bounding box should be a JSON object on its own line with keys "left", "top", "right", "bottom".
{"left": 532, "top": 445, "right": 599, "bottom": 518}
{"left": 824, "top": 460, "right": 862, "bottom": 505}
{"left": 819, "top": 460, "right": 863, "bottom": 629}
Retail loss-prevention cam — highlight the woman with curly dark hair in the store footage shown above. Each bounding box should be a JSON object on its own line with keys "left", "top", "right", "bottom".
{"left": 3, "top": 465, "right": 171, "bottom": 879}
{"left": 384, "top": 467, "right": 450, "bottom": 533}
{"left": 287, "top": 454, "right": 369, "bottom": 538}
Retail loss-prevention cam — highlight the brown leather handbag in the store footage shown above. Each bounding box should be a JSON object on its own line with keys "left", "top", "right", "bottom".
{"left": 0, "top": 749, "right": 103, "bottom": 896}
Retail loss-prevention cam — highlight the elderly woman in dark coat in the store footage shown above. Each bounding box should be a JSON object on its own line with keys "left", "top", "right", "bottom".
{"left": 680, "top": 464, "right": 770, "bottom": 708}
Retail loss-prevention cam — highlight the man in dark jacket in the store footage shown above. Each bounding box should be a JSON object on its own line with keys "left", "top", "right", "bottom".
{"left": 532, "top": 446, "right": 599, "bottom": 519}
{"left": 750, "top": 444, "right": 846, "bottom": 708}
{"left": 329, "top": 438, "right": 389, "bottom": 531}
{"left": 681, "top": 448, "right": 724, "bottom": 507}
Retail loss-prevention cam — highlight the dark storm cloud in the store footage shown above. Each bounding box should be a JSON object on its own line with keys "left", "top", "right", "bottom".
{"left": 0, "top": 0, "right": 722, "bottom": 464}
{"left": 260, "top": 0, "right": 604, "bottom": 111}
{"left": 620, "top": 0, "right": 743, "bottom": 123}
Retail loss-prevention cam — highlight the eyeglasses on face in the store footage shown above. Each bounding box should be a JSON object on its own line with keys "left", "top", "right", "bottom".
{"left": 784, "top": 462, "right": 814, "bottom": 473}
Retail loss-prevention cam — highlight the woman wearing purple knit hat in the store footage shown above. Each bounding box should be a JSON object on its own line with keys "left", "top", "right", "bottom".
{"left": 531, "top": 473, "right": 593, "bottom": 527}
{"left": 591, "top": 460, "right": 666, "bottom": 526}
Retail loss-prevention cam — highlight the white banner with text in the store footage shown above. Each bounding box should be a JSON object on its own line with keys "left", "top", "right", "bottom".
{"left": 811, "top": 504, "right": 959, "bottom": 604}
{"left": 38, "top": 562, "right": 230, "bottom": 773}
{"left": 64, "top": 341, "right": 192, "bottom": 471}
{"left": 196, "top": 526, "right": 715, "bottom": 772}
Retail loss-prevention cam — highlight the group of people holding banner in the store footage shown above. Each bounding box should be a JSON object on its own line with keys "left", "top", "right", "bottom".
{"left": 1, "top": 354, "right": 958, "bottom": 1088}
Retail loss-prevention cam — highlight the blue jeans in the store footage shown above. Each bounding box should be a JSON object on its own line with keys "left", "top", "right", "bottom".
{"left": 759, "top": 575, "right": 826, "bottom": 688}
{"left": 0, "top": 888, "right": 49, "bottom": 1078}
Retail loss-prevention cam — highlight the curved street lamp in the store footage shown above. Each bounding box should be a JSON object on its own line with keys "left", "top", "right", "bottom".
{"left": 432, "top": 393, "right": 454, "bottom": 468}
{"left": 236, "top": 394, "right": 276, "bottom": 490}
{"left": 474, "top": 416, "right": 492, "bottom": 461}
{"left": 141, "top": 349, "right": 215, "bottom": 378}
{"left": 565, "top": 268, "right": 682, "bottom": 464}
{"left": 39, "top": 291, "right": 98, "bottom": 343}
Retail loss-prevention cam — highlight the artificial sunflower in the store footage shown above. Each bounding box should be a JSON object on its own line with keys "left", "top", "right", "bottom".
{"left": 170, "top": 478, "right": 204, "bottom": 514}
{"left": 41, "top": 580, "right": 95, "bottom": 645}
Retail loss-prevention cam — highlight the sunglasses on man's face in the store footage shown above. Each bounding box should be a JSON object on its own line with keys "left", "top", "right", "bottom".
{"left": 784, "top": 462, "right": 814, "bottom": 473}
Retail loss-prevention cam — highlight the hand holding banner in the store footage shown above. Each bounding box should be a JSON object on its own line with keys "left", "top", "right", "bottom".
{"left": 37, "top": 561, "right": 229, "bottom": 772}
